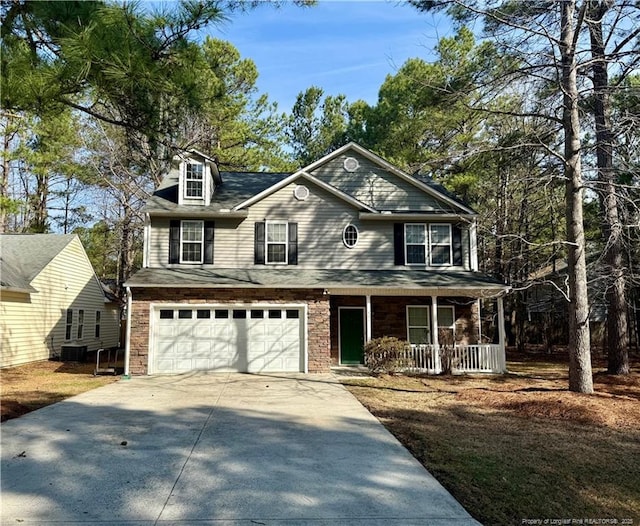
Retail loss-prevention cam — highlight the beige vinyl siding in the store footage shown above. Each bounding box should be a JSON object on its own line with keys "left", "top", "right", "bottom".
{"left": 246, "top": 182, "right": 393, "bottom": 270}
{"left": 148, "top": 217, "right": 171, "bottom": 268}
{"left": 149, "top": 182, "right": 393, "bottom": 269}
{"left": 309, "top": 152, "right": 458, "bottom": 213}
{"left": 148, "top": 181, "right": 471, "bottom": 271}
{"left": 0, "top": 237, "right": 119, "bottom": 368}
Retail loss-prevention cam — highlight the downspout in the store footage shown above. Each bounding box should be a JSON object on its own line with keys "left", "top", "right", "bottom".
{"left": 123, "top": 286, "right": 132, "bottom": 379}
{"left": 143, "top": 213, "right": 150, "bottom": 268}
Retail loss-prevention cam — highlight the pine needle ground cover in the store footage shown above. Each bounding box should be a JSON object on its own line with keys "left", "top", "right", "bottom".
{"left": 343, "top": 358, "right": 640, "bottom": 525}
{"left": 1, "top": 360, "right": 120, "bottom": 422}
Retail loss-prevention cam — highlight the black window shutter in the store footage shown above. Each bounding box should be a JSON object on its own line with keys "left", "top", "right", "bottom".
{"left": 204, "top": 221, "right": 215, "bottom": 264}
{"left": 169, "top": 220, "right": 180, "bottom": 264}
{"left": 394, "top": 223, "right": 405, "bottom": 265}
{"left": 254, "top": 222, "right": 265, "bottom": 264}
{"left": 288, "top": 222, "right": 298, "bottom": 265}
{"left": 453, "top": 224, "right": 463, "bottom": 266}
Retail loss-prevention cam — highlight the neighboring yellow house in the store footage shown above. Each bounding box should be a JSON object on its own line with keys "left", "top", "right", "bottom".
{"left": 0, "top": 233, "right": 121, "bottom": 368}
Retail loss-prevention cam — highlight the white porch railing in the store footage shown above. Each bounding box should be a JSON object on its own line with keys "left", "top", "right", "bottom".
{"left": 399, "top": 344, "right": 505, "bottom": 374}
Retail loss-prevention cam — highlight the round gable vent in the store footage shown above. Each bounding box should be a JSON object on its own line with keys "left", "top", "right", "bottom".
{"left": 294, "top": 184, "right": 310, "bottom": 201}
{"left": 343, "top": 157, "right": 359, "bottom": 172}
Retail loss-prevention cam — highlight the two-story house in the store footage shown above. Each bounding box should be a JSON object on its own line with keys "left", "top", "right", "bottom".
{"left": 124, "top": 143, "right": 508, "bottom": 375}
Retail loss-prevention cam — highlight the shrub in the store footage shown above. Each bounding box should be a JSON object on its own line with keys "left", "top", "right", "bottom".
{"left": 364, "top": 336, "right": 412, "bottom": 374}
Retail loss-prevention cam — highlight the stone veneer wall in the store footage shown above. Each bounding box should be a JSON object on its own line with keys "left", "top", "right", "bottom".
{"left": 329, "top": 296, "right": 480, "bottom": 364}
{"left": 129, "top": 288, "right": 330, "bottom": 375}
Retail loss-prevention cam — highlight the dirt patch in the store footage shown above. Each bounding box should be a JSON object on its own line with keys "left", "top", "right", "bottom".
{"left": 1, "top": 360, "right": 120, "bottom": 422}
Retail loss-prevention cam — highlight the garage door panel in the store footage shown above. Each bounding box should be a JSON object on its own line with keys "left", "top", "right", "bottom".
{"left": 156, "top": 325, "right": 175, "bottom": 337}
{"left": 153, "top": 307, "right": 303, "bottom": 374}
{"left": 193, "top": 325, "right": 212, "bottom": 338}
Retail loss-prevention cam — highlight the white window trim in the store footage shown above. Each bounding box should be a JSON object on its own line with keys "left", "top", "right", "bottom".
{"left": 436, "top": 305, "right": 456, "bottom": 340}
{"left": 65, "top": 309, "right": 73, "bottom": 341}
{"left": 429, "top": 224, "right": 453, "bottom": 266}
{"left": 77, "top": 309, "right": 84, "bottom": 340}
{"left": 180, "top": 220, "right": 204, "bottom": 264}
{"left": 183, "top": 161, "right": 204, "bottom": 200}
{"left": 406, "top": 305, "right": 431, "bottom": 345}
{"left": 265, "top": 221, "right": 288, "bottom": 265}
{"left": 405, "top": 223, "right": 427, "bottom": 266}
{"left": 342, "top": 224, "right": 359, "bottom": 248}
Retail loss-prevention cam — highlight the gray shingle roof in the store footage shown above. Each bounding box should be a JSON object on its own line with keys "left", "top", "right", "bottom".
{"left": 126, "top": 267, "right": 508, "bottom": 294}
{"left": 1, "top": 234, "right": 76, "bottom": 291}
{"left": 411, "top": 173, "right": 477, "bottom": 214}
{"left": 143, "top": 170, "right": 290, "bottom": 214}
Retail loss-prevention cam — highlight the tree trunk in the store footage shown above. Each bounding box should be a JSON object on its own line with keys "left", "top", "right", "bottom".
{"left": 587, "top": 1, "right": 630, "bottom": 374}
{"left": 561, "top": 0, "right": 594, "bottom": 393}
{"left": 1, "top": 124, "right": 10, "bottom": 233}
{"left": 30, "top": 172, "right": 49, "bottom": 233}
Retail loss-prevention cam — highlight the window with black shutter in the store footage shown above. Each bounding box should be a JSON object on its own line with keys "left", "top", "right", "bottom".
{"left": 169, "top": 220, "right": 214, "bottom": 265}
{"left": 254, "top": 222, "right": 265, "bottom": 264}
{"left": 204, "top": 221, "right": 215, "bottom": 264}
{"left": 288, "top": 222, "right": 298, "bottom": 265}
{"left": 169, "top": 220, "right": 180, "bottom": 264}
{"left": 255, "top": 221, "right": 298, "bottom": 265}
{"left": 452, "top": 225, "right": 463, "bottom": 266}
{"left": 394, "top": 223, "right": 405, "bottom": 265}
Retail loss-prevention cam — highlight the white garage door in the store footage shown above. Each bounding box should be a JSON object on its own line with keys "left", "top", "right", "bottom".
{"left": 152, "top": 306, "right": 304, "bottom": 374}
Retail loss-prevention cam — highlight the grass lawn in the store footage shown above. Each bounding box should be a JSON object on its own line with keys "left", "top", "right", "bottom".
{"left": 1, "top": 360, "right": 120, "bottom": 422}
{"left": 342, "top": 355, "right": 640, "bottom": 526}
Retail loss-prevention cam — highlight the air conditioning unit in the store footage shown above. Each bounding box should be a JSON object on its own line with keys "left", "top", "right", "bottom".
{"left": 60, "top": 344, "right": 88, "bottom": 363}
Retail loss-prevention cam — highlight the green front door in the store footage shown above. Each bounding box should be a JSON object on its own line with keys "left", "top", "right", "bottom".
{"left": 339, "top": 308, "right": 365, "bottom": 364}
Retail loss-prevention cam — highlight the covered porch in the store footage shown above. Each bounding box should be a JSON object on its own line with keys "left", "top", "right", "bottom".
{"left": 376, "top": 343, "right": 505, "bottom": 375}
{"left": 329, "top": 286, "right": 508, "bottom": 374}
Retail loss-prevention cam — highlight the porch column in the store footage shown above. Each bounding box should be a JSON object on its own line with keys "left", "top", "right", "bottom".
{"left": 476, "top": 299, "right": 482, "bottom": 343}
{"left": 365, "top": 295, "right": 372, "bottom": 342}
{"left": 431, "top": 295, "right": 439, "bottom": 346}
{"left": 497, "top": 295, "right": 507, "bottom": 372}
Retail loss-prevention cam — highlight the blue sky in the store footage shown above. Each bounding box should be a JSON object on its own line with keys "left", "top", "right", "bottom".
{"left": 208, "top": 1, "right": 453, "bottom": 112}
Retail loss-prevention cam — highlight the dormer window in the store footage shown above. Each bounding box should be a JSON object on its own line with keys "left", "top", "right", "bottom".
{"left": 185, "top": 162, "right": 204, "bottom": 199}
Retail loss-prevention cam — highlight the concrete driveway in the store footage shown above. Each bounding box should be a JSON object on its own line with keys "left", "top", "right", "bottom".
{"left": 1, "top": 373, "right": 480, "bottom": 525}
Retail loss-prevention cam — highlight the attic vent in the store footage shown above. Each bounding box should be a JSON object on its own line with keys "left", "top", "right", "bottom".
{"left": 294, "top": 185, "right": 310, "bottom": 201}
{"left": 343, "top": 157, "right": 359, "bottom": 172}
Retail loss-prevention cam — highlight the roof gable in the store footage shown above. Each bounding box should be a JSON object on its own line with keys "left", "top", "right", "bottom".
{"left": 1, "top": 234, "right": 76, "bottom": 287}
{"left": 144, "top": 143, "right": 474, "bottom": 217}
{"left": 304, "top": 143, "right": 475, "bottom": 215}
{"left": 232, "top": 170, "right": 378, "bottom": 213}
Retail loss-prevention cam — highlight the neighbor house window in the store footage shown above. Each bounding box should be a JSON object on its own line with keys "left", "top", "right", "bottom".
{"left": 77, "top": 310, "right": 84, "bottom": 339}
{"left": 266, "top": 222, "right": 287, "bottom": 264}
{"left": 430, "top": 224, "right": 452, "bottom": 266}
{"left": 343, "top": 224, "right": 359, "bottom": 248}
{"left": 184, "top": 162, "right": 203, "bottom": 199}
{"left": 180, "top": 220, "right": 204, "bottom": 263}
{"left": 65, "top": 310, "right": 73, "bottom": 340}
{"left": 407, "top": 306, "right": 430, "bottom": 345}
{"left": 405, "top": 224, "right": 426, "bottom": 265}
{"left": 95, "top": 311, "right": 101, "bottom": 338}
